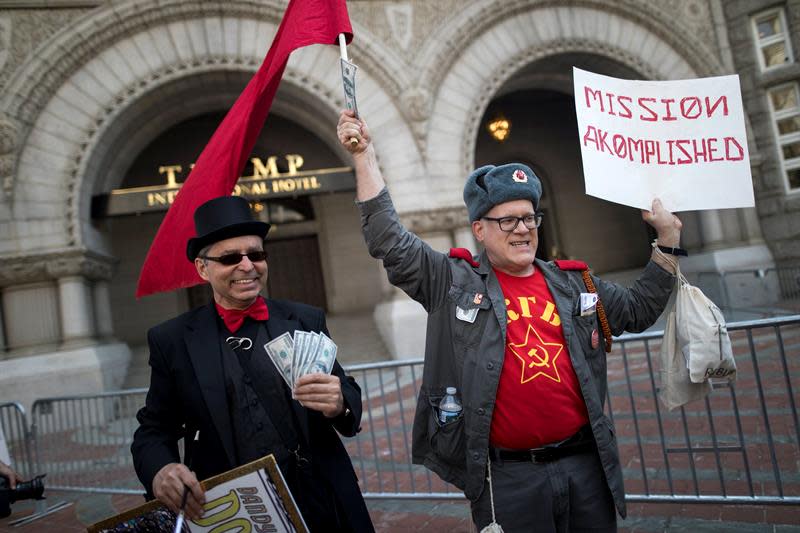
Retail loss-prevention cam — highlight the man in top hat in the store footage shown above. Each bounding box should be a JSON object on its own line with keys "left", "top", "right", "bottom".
{"left": 131, "top": 195, "right": 375, "bottom": 532}
{"left": 337, "top": 110, "right": 683, "bottom": 532}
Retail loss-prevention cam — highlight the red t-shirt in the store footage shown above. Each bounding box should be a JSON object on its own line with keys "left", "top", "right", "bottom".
{"left": 489, "top": 268, "right": 589, "bottom": 449}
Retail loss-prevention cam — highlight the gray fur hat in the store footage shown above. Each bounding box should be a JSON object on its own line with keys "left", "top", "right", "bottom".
{"left": 463, "top": 163, "right": 542, "bottom": 222}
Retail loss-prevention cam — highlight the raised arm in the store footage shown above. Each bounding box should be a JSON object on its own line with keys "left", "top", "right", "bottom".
{"left": 336, "top": 110, "right": 452, "bottom": 312}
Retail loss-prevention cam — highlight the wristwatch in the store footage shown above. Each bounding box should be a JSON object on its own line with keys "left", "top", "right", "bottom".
{"left": 656, "top": 244, "right": 688, "bottom": 257}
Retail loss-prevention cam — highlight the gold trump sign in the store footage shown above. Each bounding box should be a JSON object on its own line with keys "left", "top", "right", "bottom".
{"left": 92, "top": 154, "right": 355, "bottom": 217}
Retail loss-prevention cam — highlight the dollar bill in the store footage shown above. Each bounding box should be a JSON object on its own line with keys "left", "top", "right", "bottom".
{"left": 291, "top": 329, "right": 306, "bottom": 383}
{"left": 264, "top": 332, "right": 294, "bottom": 387}
{"left": 291, "top": 331, "right": 308, "bottom": 384}
{"left": 340, "top": 58, "right": 359, "bottom": 118}
{"left": 316, "top": 333, "right": 337, "bottom": 374}
{"left": 302, "top": 332, "right": 323, "bottom": 377}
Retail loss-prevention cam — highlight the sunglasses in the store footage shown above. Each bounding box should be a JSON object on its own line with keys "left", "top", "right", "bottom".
{"left": 200, "top": 251, "right": 268, "bottom": 266}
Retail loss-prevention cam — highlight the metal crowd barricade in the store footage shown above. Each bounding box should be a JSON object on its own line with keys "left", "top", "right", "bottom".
{"left": 16, "top": 315, "right": 800, "bottom": 506}
{"left": 0, "top": 402, "right": 34, "bottom": 479}
{"left": 344, "top": 315, "right": 800, "bottom": 504}
{"left": 608, "top": 315, "right": 800, "bottom": 505}
{"left": 343, "top": 360, "right": 462, "bottom": 500}
{"left": 29, "top": 388, "right": 148, "bottom": 494}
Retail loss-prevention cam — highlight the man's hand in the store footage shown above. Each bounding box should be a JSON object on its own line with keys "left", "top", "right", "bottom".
{"left": 152, "top": 463, "right": 205, "bottom": 520}
{"left": 642, "top": 198, "right": 683, "bottom": 273}
{"left": 336, "top": 109, "right": 385, "bottom": 201}
{"left": 0, "top": 460, "right": 21, "bottom": 490}
{"left": 293, "top": 374, "right": 345, "bottom": 418}
{"left": 337, "top": 109, "right": 371, "bottom": 155}
{"left": 642, "top": 198, "right": 682, "bottom": 248}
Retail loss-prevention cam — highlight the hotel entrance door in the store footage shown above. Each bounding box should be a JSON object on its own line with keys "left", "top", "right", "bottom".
{"left": 265, "top": 235, "right": 327, "bottom": 311}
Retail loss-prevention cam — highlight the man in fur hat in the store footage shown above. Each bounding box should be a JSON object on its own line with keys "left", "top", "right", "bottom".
{"left": 131, "top": 195, "right": 374, "bottom": 532}
{"left": 338, "top": 110, "right": 683, "bottom": 532}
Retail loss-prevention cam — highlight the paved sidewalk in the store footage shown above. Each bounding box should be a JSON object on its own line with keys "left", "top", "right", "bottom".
{"left": 2, "top": 492, "right": 800, "bottom": 532}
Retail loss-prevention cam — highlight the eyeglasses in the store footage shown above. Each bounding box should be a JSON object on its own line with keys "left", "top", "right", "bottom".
{"left": 482, "top": 214, "right": 543, "bottom": 232}
{"left": 200, "top": 251, "right": 268, "bottom": 266}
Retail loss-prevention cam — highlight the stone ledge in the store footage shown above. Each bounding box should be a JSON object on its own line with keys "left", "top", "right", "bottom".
{"left": 0, "top": 248, "right": 116, "bottom": 286}
{"left": 0, "top": 341, "right": 131, "bottom": 415}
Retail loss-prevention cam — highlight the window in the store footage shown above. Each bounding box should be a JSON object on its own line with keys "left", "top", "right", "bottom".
{"left": 752, "top": 8, "right": 794, "bottom": 71}
{"left": 768, "top": 84, "right": 800, "bottom": 192}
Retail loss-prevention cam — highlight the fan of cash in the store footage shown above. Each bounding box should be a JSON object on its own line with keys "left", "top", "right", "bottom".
{"left": 264, "top": 330, "right": 338, "bottom": 387}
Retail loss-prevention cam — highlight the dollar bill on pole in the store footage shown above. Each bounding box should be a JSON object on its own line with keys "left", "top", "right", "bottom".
{"left": 340, "top": 57, "right": 359, "bottom": 118}
{"left": 338, "top": 32, "right": 360, "bottom": 147}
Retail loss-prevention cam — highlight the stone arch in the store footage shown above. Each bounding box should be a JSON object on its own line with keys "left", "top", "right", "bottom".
{"left": 416, "top": 0, "right": 724, "bottom": 101}
{"left": 3, "top": 0, "right": 420, "bottom": 255}
{"left": 424, "top": 2, "right": 726, "bottom": 200}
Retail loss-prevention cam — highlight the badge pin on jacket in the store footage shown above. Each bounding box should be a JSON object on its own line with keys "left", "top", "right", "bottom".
{"left": 456, "top": 306, "right": 479, "bottom": 323}
{"left": 580, "top": 292, "right": 598, "bottom": 316}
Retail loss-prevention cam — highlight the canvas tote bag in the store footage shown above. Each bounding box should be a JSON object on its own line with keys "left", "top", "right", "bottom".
{"left": 658, "top": 275, "right": 712, "bottom": 411}
{"left": 670, "top": 260, "right": 736, "bottom": 384}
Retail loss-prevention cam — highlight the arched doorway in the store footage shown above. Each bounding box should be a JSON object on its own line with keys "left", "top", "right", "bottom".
{"left": 474, "top": 53, "right": 654, "bottom": 273}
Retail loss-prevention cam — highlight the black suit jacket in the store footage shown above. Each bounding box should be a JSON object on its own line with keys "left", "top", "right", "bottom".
{"left": 131, "top": 298, "right": 373, "bottom": 532}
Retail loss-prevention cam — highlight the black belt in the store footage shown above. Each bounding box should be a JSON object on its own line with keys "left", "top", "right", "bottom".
{"left": 489, "top": 425, "right": 595, "bottom": 464}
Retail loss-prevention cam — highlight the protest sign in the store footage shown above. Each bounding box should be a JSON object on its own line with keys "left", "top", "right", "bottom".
{"left": 573, "top": 67, "right": 755, "bottom": 212}
{"left": 87, "top": 455, "right": 306, "bottom": 533}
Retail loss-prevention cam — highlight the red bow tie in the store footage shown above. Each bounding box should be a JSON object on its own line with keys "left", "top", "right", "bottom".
{"left": 215, "top": 297, "right": 269, "bottom": 333}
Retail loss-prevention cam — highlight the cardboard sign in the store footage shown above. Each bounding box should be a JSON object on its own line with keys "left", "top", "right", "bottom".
{"left": 573, "top": 67, "right": 755, "bottom": 212}
{"left": 87, "top": 455, "right": 307, "bottom": 533}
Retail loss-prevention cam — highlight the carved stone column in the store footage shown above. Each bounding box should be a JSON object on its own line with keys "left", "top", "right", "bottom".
{"left": 0, "top": 249, "right": 115, "bottom": 355}
{"left": 699, "top": 210, "right": 725, "bottom": 248}
{"left": 1, "top": 282, "right": 60, "bottom": 357}
{"left": 454, "top": 226, "right": 477, "bottom": 252}
{"left": 57, "top": 277, "right": 95, "bottom": 347}
{"left": 46, "top": 251, "right": 114, "bottom": 348}
{"left": 93, "top": 280, "right": 114, "bottom": 339}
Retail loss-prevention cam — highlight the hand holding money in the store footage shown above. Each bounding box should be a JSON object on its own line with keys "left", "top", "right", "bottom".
{"left": 264, "top": 330, "right": 338, "bottom": 389}
{"left": 338, "top": 110, "right": 371, "bottom": 154}
{"left": 293, "top": 374, "right": 345, "bottom": 418}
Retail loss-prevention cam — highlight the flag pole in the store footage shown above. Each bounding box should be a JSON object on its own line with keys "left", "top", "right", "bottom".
{"left": 338, "top": 33, "right": 348, "bottom": 61}
{"left": 338, "top": 33, "right": 359, "bottom": 146}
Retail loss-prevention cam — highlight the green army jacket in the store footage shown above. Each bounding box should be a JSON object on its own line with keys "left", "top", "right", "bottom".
{"left": 359, "top": 188, "right": 674, "bottom": 517}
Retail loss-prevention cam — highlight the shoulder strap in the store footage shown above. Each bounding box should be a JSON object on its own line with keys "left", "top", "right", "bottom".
{"left": 555, "top": 260, "right": 612, "bottom": 353}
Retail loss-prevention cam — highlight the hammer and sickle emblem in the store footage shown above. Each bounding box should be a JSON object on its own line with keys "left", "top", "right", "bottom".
{"left": 527, "top": 345, "right": 550, "bottom": 368}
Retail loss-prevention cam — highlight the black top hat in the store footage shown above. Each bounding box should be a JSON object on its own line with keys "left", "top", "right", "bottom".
{"left": 186, "top": 196, "right": 271, "bottom": 261}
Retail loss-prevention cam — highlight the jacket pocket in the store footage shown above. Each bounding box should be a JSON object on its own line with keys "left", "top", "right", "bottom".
{"left": 447, "top": 285, "right": 492, "bottom": 348}
{"left": 573, "top": 313, "right": 608, "bottom": 399}
{"left": 573, "top": 315, "right": 605, "bottom": 362}
{"left": 426, "top": 394, "right": 467, "bottom": 467}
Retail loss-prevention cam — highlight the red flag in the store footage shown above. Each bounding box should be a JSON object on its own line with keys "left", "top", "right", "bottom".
{"left": 136, "top": 0, "right": 353, "bottom": 297}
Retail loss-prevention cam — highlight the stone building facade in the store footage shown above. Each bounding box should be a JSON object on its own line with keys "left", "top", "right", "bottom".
{"left": 0, "top": 0, "right": 794, "bottom": 407}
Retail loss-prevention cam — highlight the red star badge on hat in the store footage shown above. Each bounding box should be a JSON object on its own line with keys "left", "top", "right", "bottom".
{"left": 512, "top": 169, "right": 528, "bottom": 183}
{"left": 508, "top": 324, "right": 563, "bottom": 383}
